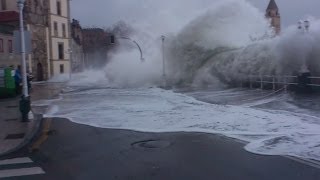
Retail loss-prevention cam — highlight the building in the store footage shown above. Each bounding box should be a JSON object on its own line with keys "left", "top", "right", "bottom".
{"left": 0, "top": 0, "right": 49, "bottom": 81}
{"left": 0, "top": 0, "right": 71, "bottom": 81}
{"left": 0, "top": 24, "right": 20, "bottom": 68}
{"left": 48, "top": 0, "right": 71, "bottom": 77}
{"left": 71, "top": 19, "right": 84, "bottom": 72}
{"left": 266, "top": 0, "right": 281, "bottom": 35}
{"left": 82, "top": 28, "right": 109, "bottom": 68}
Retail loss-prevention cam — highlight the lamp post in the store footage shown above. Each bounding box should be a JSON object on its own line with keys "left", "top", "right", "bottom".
{"left": 298, "top": 19, "right": 311, "bottom": 74}
{"left": 304, "top": 20, "right": 310, "bottom": 32}
{"left": 161, "top": 35, "right": 166, "bottom": 86}
{"left": 298, "top": 20, "right": 310, "bottom": 33}
{"left": 68, "top": 48, "right": 73, "bottom": 79}
{"left": 17, "top": 0, "right": 30, "bottom": 122}
{"left": 298, "top": 20, "right": 303, "bottom": 31}
{"left": 114, "top": 36, "right": 145, "bottom": 62}
{"left": 297, "top": 20, "right": 312, "bottom": 93}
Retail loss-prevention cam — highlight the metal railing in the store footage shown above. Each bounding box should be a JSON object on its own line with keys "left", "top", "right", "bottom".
{"left": 243, "top": 75, "right": 320, "bottom": 92}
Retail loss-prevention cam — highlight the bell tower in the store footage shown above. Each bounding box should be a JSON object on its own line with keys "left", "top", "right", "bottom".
{"left": 266, "top": 0, "right": 281, "bottom": 35}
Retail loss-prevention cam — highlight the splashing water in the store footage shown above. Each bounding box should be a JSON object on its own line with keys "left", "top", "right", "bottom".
{"left": 42, "top": 0, "right": 320, "bottom": 161}
{"left": 80, "top": 0, "right": 320, "bottom": 88}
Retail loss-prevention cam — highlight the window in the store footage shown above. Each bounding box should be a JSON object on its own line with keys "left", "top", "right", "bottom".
{"left": 57, "top": 0, "right": 61, "bottom": 15}
{"left": 8, "top": 40, "right": 12, "bottom": 53}
{"left": 1, "top": 0, "right": 6, "bottom": 11}
{"left": 54, "top": 22, "right": 58, "bottom": 36}
{"left": 62, "top": 23, "right": 66, "bottom": 38}
{"left": 58, "top": 43, "right": 64, "bottom": 59}
{"left": 34, "top": 0, "right": 38, "bottom": 7}
{"left": 0, "top": 39, "right": 3, "bottom": 53}
{"left": 59, "top": 64, "right": 64, "bottom": 74}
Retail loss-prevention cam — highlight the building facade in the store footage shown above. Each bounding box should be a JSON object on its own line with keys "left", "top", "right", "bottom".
{"left": 0, "top": 0, "right": 18, "bottom": 11}
{"left": 0, "top": 24, "right": 20, "bottom": 68}
{"left": 25, "top": 0, "right": 50, "bottom": 81}
{"left": 48, "top": 0, "right": 71, "bottom": 77}
{"left": 71, "top": 19, "right": 84, "bottom": 72}
{"left": 0, "top": 0, "right": 71, "bottom": 81}
{"left": 266, "top": 0, "right": 281, "bottom": 35}
{"left": 82, "top": 28, "right": 109, "bottom": 68}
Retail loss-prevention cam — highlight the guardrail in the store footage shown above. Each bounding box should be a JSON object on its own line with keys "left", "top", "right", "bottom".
{"left": 243, "top": 75, "right": 320, "bottom": 92}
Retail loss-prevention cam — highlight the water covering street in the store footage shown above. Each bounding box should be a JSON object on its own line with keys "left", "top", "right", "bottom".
{"left": 32, "top": 81, "right": 320, "bottom": 161}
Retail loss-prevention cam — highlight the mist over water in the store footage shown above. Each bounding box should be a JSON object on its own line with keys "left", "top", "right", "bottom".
{"left": 70, "top": 0, "right": 319, "bottom": 88}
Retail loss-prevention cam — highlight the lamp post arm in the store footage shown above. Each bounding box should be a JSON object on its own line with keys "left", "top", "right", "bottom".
{"left": 117, "top": 36, "right": 144, "bottom": 62}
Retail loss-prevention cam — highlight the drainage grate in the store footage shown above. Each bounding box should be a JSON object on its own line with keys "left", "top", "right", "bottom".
{"left": 5, "top": 133, "right": 25, "bottom": 140}
{"left": 131, "top": 139, "right": 171, "bottom": 149}
{"left": 5, "top": 118, "right": 19, "bottom": 122}
{"left": 6, "top": 105, "right": 18, "bottom": 108}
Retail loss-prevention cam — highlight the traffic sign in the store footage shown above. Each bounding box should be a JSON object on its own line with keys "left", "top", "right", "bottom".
{"left": 13, "top": 30, "right": 32, "bottom": 54}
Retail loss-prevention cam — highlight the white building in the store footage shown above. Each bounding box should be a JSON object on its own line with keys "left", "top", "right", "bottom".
{"left": 48, "top": 0, "right": 71, "bottom": 76}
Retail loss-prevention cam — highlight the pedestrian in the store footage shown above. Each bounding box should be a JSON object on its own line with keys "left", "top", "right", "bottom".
{"left": 27, "top": 72, "right": 33, "bottom": 92}
{"left": 14, "top": 66, "right": 22, "bottom": 95}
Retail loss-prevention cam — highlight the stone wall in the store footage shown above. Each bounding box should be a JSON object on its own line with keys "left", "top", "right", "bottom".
{"left": 25, "top": 0, "right": 49, "bottom": 81}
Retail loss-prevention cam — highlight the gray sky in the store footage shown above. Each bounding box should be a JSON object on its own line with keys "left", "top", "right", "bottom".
{"left": 71, "top": 0, "right": 320, "bottom": 28}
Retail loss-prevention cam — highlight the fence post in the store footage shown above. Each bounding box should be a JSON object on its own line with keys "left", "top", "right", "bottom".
{"left": 284, "top": 76, "right": 287, "bottom": 93}
{"left": 273, "top": 76, "right": 276, "bottom": 91}
{"left": 260, "top": 75, "right": 263, "bottom": 90}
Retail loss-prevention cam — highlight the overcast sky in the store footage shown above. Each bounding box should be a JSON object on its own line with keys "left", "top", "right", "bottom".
{"left": 71, "top": 0, "right": 320, "bottom": 28}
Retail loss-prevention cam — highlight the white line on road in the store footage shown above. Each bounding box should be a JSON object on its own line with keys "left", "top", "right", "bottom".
{"left": 0, "top": 167, "right": 45, "bottom": 178}
{"left": 0, "top": 157, "right": 33, "bottom": 166}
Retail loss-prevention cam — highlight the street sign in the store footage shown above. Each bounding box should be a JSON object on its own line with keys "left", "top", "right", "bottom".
{"left": 13, "top": 30, "right": 32, "bottom": 54}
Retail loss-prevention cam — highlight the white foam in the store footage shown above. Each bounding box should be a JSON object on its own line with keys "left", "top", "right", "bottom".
{"left": 38, "top": 87, "right": 320, "bottom": 161}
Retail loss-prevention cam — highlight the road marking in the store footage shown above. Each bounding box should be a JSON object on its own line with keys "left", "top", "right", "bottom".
{"left": 0, "top": 167, "right": 45, "bottom": 178}
{"left": 0, "top": 157, "right": 33, "bottom": 166}
{"left": 30, "top": 118, "right": 52, "bottom": 152}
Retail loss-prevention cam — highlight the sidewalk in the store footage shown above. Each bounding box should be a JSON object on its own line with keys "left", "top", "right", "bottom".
{"left": 0, "top": 98, "right": 42, "bottom": 157}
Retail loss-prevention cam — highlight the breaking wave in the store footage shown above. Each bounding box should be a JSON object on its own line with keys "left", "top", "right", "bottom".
{"left": 67, "top": 0, "right": 320, "bottom": 88}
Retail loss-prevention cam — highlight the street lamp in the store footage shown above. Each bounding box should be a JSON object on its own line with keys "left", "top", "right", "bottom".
{"left": 297, "top": 20, "right": 303, "bottom": 30}
{"left": 304, "top": 20, "right": 310, "bottom": 32}
{"left": 298, "top": 20, "right": 311, "bottom": 33}
{"left": 297, "top": 20, "right": 311, "bottom": 75}
{"left": 161, "top": 35, "right": 166, "bottom": 86}
{"left": 17, "top": 0, "right": 31, "bottom": 122}
{"left": 67, "top": 48, "right": 73, "bottom": 79}
{"left": 115, "top": 36, "right": 145, "bottom": 62}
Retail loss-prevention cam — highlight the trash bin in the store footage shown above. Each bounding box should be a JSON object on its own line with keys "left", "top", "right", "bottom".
{"left": 0, "top": 67, "right": 16, "bottom": 98}
{"left": 5, "top": 68, "right": 16, "bottom": 97}
{"left": 0, "top": 68, "right": 5, "bottom": 97}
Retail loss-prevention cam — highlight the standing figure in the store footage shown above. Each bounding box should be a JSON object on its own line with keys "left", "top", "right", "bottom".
{"left": 14, "top": 66, "right": 22, "bottom": 95}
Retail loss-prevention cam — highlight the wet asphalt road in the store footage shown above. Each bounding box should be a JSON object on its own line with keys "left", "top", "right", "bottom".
{"left": 3, "top": 118, "right": 320, "bottom": 180}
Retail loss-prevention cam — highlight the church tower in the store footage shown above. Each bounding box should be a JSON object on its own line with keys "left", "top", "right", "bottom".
{"left": 266, "top": 0, "right": 281, "bottom": 35}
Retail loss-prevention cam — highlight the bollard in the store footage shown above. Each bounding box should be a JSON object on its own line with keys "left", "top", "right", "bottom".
{"left": 297, "top": 72, "right": 312, "bottom": 93}
{"left": 19, "top": 95, "right": 31, "bottom": 122}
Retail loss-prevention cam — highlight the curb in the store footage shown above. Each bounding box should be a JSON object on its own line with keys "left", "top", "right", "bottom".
{"left": 0, "top": 113, "right": 44, "bottom": 158}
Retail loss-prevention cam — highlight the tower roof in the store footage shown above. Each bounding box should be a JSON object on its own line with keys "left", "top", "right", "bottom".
{"left": 267, "top": 0, "right": 278, "bottom": 10}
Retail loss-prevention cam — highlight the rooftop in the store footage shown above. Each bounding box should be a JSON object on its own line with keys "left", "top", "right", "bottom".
{"left": 267, "top": 0, "right": 278, "bottom": 10}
